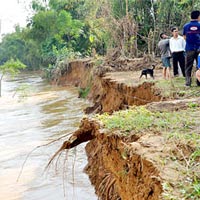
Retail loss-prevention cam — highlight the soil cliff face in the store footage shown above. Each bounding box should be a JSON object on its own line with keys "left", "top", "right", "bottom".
{"left": 85, "top": 131, "right": 162, "bottom": 200}
{"left": 51, "top": 59, "right": 164, "bottom": 199}
{"left": 53, "top": 59, "right": 162, "bottom": 113}
{"left": 52, "top": 59, "right": 200, "bottom": 200}
{"left": 52, "top": 58, "right": 93, "bottom": 88}
{"left": 51, "top": 118, "right": 163, "bottom": 200}
{"left": 88, "top": 77, "right": 161, "bottom": 113}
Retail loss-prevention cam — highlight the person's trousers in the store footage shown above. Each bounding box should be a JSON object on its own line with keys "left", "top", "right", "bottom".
{"left": 172, "top": 51, "right": 185, "bottom": 77}
{"left": 185, "top": 50, "right": 200, "bottom": 86}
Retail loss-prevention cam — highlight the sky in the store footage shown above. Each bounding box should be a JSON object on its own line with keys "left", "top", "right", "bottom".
{"left": 0, "top": 0, "right": 32, "bottom": 36}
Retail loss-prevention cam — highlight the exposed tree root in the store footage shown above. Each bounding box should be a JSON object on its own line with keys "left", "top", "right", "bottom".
{"left": 17, "top": 132, "right": 73, "bottom": 182}
{"left": 98, "top": 173, "right": 120, "bottom": 200}
{"left": 47, "top": 118, "right": 99, "bottom": 168}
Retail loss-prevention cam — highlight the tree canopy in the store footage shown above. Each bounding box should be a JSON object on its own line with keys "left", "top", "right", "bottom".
{"left": 0, "top": 0, "right": 199, "bottom": 70}
{"left": 0, "top": 58, "right": 27, "bottom": 96}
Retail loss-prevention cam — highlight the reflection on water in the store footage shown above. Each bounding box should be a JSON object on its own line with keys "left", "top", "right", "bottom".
{"left": 0, "top": 73, "right": 97, "bottom": 200}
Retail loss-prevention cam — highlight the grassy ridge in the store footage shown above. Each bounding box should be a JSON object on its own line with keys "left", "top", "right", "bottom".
{"left": 95, "top": 104, "right": 200, "bottom": 199}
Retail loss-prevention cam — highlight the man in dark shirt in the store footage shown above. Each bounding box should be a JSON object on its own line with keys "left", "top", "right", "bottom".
{"left": 183, "top": 10, "right": 200, "bottom": 87}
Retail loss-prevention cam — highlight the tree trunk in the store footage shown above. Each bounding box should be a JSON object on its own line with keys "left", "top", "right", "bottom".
{"left": 125, "top": 0, "right": 128, "bottom": 18}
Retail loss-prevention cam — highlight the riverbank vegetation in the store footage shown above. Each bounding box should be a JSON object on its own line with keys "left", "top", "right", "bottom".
{"left": 0, "top": 59, "right": 27, "bottom": 96}
{"left": 95, "top": 105, "right": 200, "bottom": 199}
{"left": 0, "top": 0, "right": 200, "bottom": 71}
{"left": 155, "top": 77, "right": 200, "bottom": 99}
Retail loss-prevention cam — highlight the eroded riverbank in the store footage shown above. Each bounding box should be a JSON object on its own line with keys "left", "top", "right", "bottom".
{"left": 52, "top": 58, "right": 200, "bottom": 200}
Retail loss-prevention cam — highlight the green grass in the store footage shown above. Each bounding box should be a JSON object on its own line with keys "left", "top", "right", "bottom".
{"left": 95, "top": 106, "right": 200, "bottom": 199}
{"left": 95, "top": 106, "right": 197, "bottom": 134}
{"left": 94, "top": 76, "right": 200, "bottom": 199}
{"left": 78, "top": 86, "right": 90, "bottom": 98}
{"left": 155, "top": 77, "right": 200, "bottom": 99}
{"left": 96, "top": 107, "right": 154, "bottom": 132}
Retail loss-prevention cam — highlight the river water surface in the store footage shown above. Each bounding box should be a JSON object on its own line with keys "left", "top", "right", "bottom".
{"left": 0, "top": 73, "right": 97, "bottom": 200}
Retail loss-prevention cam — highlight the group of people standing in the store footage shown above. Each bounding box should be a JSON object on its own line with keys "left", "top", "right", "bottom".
{"left": 158, "top": 10, "right": 200, "bottom": 87}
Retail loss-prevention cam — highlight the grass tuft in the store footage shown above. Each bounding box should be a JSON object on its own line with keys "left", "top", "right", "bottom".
{"left": 95, "top": 106, "right": 200, "bottom": 199}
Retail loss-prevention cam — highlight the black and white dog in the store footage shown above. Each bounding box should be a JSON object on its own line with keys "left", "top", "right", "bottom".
{"left": 139, "top": 65, "right": 155, "bottom": 79}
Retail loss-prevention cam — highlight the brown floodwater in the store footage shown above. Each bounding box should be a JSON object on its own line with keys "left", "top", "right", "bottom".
{"left": 0, "top": 73, "right": 97, "bottom": 200}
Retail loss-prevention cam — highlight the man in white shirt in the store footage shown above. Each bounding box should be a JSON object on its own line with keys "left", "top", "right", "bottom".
{"left": 169, "top": 27, "right": 186, "bottom": 77}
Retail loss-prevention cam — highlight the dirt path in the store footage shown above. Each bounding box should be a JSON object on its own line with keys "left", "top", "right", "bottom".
{"left": 104, "top": 69, "right": 164, "bottom": 86}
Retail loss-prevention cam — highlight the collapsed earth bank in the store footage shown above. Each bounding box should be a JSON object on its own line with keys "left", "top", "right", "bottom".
{"left": 51, "top": 58, "right": 162, "bottom": 113}
{"left": 51, "top": 59, "right": 200, "bottom": 200}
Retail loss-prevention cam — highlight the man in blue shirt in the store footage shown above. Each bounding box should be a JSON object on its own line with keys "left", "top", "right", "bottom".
{"left": 183, "top": 10, "right": 200, "bottom": 87}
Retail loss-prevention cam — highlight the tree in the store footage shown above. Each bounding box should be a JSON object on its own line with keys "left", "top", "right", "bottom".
{"left": 1, "top": 0, "right": 200, "bottom": 69}
{"left": 0, "top": 59, "right": 26, "bottom": 97}
{"left": 0, "top": 31, "right": 26, "bottom": 65}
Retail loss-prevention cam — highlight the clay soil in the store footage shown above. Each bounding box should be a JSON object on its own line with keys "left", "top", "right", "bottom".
{"left": 51, "top": 58, "right": 200, "bottom": 200}
{"left": 85, "top": 69, "right": 164, "bottom": 114}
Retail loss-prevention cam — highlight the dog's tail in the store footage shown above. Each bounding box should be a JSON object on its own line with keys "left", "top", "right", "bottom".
{"left": 152, "top": 65, "right": 155, "bottom": 70}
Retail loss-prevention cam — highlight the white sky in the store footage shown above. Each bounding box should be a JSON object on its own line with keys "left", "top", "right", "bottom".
{"left": 0, "top": 0, "right": 32, "bottom": 36}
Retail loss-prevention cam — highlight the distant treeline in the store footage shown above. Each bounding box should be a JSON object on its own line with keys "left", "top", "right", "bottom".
{"left": 0, "top": 0, "right": 199, "bottom": 70}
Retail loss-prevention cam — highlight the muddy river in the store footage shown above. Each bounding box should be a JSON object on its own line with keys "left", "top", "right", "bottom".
{"left": 0, "top": 73, "right": 97, "bottom": 200}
